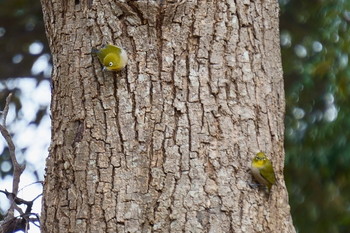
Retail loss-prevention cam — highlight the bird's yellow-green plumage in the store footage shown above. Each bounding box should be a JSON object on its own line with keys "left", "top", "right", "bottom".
{"left": 251, "top": 152, "right": 276, "bottom": 192}
{"left": 92, "top": 44, "right": 128, "bottom": 71}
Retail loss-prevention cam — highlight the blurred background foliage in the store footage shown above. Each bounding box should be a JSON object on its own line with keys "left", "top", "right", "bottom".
{"left": 0, "top": 0, "right": 50, "bottom": 80}
{"left": 0, "top": 0, "right": 349, "bottom": 232}
{"left": 0, "top": 0, "right": 51, "bottom": 222}
{"left": 281, "top": 0, "right": 350, "bottom": 232}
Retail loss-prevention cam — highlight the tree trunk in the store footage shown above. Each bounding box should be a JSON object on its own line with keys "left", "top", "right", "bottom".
{"left": 41, "top": 0, "right": 295, "bottom": 232}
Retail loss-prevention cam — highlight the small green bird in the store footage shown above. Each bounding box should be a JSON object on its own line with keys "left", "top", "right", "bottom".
{"left": 92, "top": 44, "right": 128, "bottom": 71}
{"left": 251, "top": 152, "right": 276, "bottom": 192}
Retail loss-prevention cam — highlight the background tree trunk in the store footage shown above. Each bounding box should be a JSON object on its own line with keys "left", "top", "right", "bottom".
{"left": 41, "top": 0, "right": 295, "bottom": 232}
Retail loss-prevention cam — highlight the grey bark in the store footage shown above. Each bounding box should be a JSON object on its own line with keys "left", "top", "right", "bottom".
{"left": 40, "top": 0, "right": 295, "bottom": 232}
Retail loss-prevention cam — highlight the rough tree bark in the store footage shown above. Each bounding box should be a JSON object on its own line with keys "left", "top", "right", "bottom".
{"left": 40, "top": 0, "right": 295, "bottom": 232}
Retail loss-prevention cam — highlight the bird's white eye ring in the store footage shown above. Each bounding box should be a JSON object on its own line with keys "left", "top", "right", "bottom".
{"left": 109, "top": 62, "right": 113, "bottom": 67}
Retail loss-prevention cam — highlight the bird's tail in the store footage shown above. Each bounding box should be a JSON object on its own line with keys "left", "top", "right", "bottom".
{"left": 91, "top": 48, "right": 99, "bottom": 54}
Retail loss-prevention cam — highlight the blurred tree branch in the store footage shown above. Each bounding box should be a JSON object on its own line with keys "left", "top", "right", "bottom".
{"left": 0, "top": 93, "right": 28, "bottom": 233}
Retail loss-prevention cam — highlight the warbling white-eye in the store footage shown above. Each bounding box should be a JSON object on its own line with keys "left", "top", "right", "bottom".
{"left": 251, "top": 152, "right": 276, "bottom": 192}
{"left": 92, "top": 44, "right": 128, "bottom": 71}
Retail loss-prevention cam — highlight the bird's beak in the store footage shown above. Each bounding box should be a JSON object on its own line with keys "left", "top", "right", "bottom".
{"left": 102, "top": 66, "right": 107, "bottom": 71}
